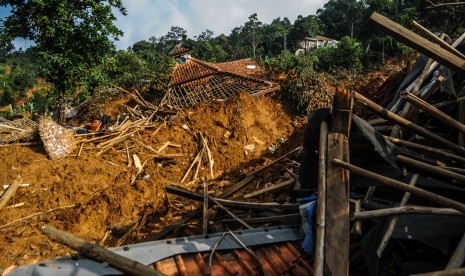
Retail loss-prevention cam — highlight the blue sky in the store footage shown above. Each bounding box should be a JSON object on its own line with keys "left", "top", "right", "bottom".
{"left": 1, "top": 0, "right": 327, "bottom": 50}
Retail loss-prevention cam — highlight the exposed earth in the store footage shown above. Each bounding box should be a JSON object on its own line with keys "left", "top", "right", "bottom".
{"left": 0, "top": 59, "right": 407, "bottom": 273}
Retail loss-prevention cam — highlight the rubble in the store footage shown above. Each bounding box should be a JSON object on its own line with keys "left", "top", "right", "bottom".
{"left": 3, "top": 11, "right": 465, "bottom": 276}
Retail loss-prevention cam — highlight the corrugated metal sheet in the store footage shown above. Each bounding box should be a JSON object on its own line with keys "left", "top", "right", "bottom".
{"left": 151, "top": 241, "right": 313, "bottom": 275}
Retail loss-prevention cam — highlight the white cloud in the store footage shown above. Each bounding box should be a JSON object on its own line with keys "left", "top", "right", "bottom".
{"left": 115, "top": 0, "right": 327, "bottom": 49}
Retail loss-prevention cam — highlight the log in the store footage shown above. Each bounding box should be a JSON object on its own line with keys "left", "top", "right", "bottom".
{"left": 396, "top": 155, "right": 465, "bottom": 185}
{"left": 446, "top": 232, "right": 465, "bottom": 269}
{"left": 314, "top": 121, "right": 328, "bottom": 276}
{"left": 325, "top": 134, "right": 350, "bottom": 276}
{"left": 0, "top": 177, "right": 22, "bottom": 212}
{"left": 376, "top": 173, "right": 419, "bottom": 258}
{"left": 41, "top": 225, "right": 163, "bottom": 276}
{"left": 332, "top": 159, "right": 465, "bottom": 213}
{"left": 401, "top": 91, "right": 465, "bottom": 134}
{"left": 354, "top": 92, "right": 465, "bottom": 156}
{"left": 243, "top": 179, "right": 295, "bottom": 199}
{"left": 352, "top": 206, "right": 464, "bottom": 220}
{"left": 369, "top": 12, "right": 465, "bottom": 75}
{"left": 410, "top": 21, "right": 465, "bottom": 60}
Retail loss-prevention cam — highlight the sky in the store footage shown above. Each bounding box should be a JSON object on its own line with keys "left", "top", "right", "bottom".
{"left": 115, "top": 0, "right": 327, "bottom": 49}
{"left": 1, "top": 0, "right": 328, "bottom": 50}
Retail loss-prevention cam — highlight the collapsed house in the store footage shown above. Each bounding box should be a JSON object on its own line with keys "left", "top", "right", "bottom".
{"left": 5, "top": 11, "right": 465, "bottom": 276}
{"left": 163, "top": 43, "right": 280, "bottom": 109}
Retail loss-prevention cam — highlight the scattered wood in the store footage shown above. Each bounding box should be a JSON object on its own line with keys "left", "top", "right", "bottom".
{"left": 369, "top": 12, "right": 465, "bottom": 75}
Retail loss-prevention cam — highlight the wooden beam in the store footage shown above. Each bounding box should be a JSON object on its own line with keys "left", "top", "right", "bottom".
{"left": 352, "top": 206, "right": 464, "bottom": 220}
{"left": 369, "top": 12, "right": 465, "bottom": 75}
{"left": 324, "top": 133, "right": 349, "bottom": 276}
{"left": 0, "top": 177, "right": 22, "bottom": 212}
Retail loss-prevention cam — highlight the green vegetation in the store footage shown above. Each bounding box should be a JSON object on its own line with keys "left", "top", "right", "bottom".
{"left": 0, "top": 0, "right": 463, "bottom": 117}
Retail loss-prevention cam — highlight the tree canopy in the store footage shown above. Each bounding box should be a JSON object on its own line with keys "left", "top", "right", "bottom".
{"left": 0, "top": 0, "right": 126, "bottom": 124}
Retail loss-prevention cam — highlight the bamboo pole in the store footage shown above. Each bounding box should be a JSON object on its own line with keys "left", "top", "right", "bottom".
{"left": 209, "top": 196, "right": 253, "bottom": 229}
{"left": 352, "top": 205, "right": 463, "bottom": 220}
{"left": 401, "top": 91, "right": 465, "bottom": 134}
{"left": 243, "top": 179, "right": 295, "bottom": 199}
{"left": 354, "top": 92, "right": 465, "bottom": 156}
{"left": 314, "top": 121, "right": 328, "bottom": 276}
{"left": 203, "top": 177, "right": 209, "bottom": 236}
{"left": 446, "top": 232, "right": 465, "bottom": 269}
{"left": 332, "top": 159, "right": 465, "bottom": 213}
{"left": 396, "top": 155, "right": 465, "bottom": 185}
{"left": 386, "top": 136, "right": 465, "bottom": 164}
{"left": 411, "top": 21, "right": 465, "bottom": 60}
{"left": 41, "top": 225, "right": 163, "bottom": 276}
{"left": 376, "top": 173, "right": 419, "bottom": 258}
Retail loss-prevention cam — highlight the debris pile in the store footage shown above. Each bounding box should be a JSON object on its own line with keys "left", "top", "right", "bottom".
{"left": 3, "top": 11, "right": 465, "bottom": 276}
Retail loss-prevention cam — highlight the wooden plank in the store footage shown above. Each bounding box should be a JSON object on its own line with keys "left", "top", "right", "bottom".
{"left": 324, "top": 133, "right": 349, "bottom": 276}
{"left": 369, "top": 12, "right": 465, "bottom": 75}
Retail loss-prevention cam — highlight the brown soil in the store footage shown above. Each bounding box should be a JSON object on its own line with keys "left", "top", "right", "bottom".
{"left": 0, "top": 91, "right": 303, "bottom": 271}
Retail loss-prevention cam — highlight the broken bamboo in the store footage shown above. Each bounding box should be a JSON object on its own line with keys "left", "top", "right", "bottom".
{"left": 401, "top": 91, "right": 465, "bottom": 134}
{"left": 354, "top": 92, "right": 465, "bottom": 156}
{"left": 410, "top": 21, "right": 465, "bottom": 60}
{"left": 352, "top": 205, "right": 463, "bottom": 220}
{"left": 333, "top": 159, "right": 465, "bottom": 213}
{"left": 243, "top": 179, "right": 295, "bottom": 199}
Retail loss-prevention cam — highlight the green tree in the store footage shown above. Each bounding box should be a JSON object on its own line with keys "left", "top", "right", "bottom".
{"left": 287, "top": 15, "right": 321, "bottom": 52}
{"left": 0, "top": 0, "right": 126, "bottom": 124}
{"left": 317, "top": 0, "right": 366, "bottom": 39}
{"left": 263, "top": 17, "right": 292, "bottom": 56}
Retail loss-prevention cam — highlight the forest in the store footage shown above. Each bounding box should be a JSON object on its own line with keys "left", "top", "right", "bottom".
{"left": 0, "top": 0, "right": 464, "bottom": 119}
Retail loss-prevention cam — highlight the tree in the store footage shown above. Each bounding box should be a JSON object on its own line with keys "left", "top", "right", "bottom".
{"left": 317, "top": 0, "right": 366, "bottom": 39}
{"left": 244, "top": 13, "right": 262, "bottom": 59}
{"left": 287, "top": 15, "right": 321, "bottom": 52}
{"left": 0, "top": 0, "right": 126, "bottom": 124}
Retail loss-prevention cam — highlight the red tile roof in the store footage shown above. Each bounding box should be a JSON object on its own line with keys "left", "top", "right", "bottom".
{"left": 169, "top": 43, "right": 194, "bottom": 57}
{"left": 215, "top": 58, "right": 270, "bottom": 81}
{"left": 152, "top": 241, "right": 313, "bottom": 275}
{"left": 169, "top": 58, "right": 217, "bottom": 86}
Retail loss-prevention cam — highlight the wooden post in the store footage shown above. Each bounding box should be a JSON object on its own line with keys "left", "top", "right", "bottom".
{"left": 332, "top": 159, "right": 465, "bottom": 213}
{"left": 324, "top": 86, "right": 352, "bottom": 276}
{"left": 314, "top": 121, "right": 328, "bottom": 276}
{"left": 41, "top": 225, "right": 163, "bottom": 276}
{"left": 354, "top": 92, "right": 465, "bottom": 156}
{"left": 369, "top": 12, "right": 465, "bottom": 75}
